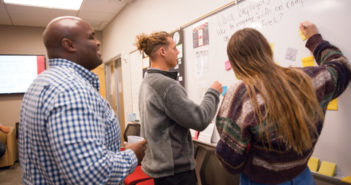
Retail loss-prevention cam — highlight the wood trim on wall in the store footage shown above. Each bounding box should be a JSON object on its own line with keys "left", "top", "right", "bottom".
{"left": 91, "top": 64, "right": 106, "bottom": 99}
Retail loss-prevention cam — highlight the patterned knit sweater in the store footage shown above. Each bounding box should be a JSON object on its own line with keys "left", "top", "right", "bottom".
{"left": 216, "top": 34, "right": 351, "bottom": 184}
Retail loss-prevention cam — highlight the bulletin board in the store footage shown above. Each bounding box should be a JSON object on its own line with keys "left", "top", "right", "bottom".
{"left": 183, "top": 0, "right": 351, "bottom": 178}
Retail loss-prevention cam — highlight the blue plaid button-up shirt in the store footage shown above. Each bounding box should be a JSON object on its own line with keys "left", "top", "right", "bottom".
{"left": 19, "top": 58, "right": 137, "bottom": 184}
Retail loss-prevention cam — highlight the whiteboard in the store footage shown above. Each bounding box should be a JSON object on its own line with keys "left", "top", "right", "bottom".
{"left": 183, "top": 0, "right": 351, "bottom": 178}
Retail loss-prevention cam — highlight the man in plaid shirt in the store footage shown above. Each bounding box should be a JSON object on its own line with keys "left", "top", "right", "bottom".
{"left": 19, "top": 16, "right": 147, "bottom": 184}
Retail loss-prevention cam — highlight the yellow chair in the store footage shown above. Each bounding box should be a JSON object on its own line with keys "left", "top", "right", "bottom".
{"left": 0, "top": 126, "right": 18, "bottom": 167}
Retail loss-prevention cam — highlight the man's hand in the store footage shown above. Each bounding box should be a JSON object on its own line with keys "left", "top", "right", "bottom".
{"left": 210, "top": 81, "right": 223, "bottom": 94}
{"left": 125, "top": 140, "right": 147, "bottom": 164}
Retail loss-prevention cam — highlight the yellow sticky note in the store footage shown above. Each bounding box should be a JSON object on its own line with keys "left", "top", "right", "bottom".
{"left": 270, "top": 43, "right": 274, "bottom": 51}
{"left": 299, "top": 29, "right": 306, "bottom": 41}
{"left": 301, "top": 56, "right": 315, "bottom": 67}
{"left": 341, "top": 176, "right": 351, "bottom": 183}
{"left": 307, "top": 157, "right": 320, "bottom": 172}
{"left": 318, "top": 161, "right": 336, "bottom": 177}
{"left": 327, "top": 99, "right": 338, "bottom": 110}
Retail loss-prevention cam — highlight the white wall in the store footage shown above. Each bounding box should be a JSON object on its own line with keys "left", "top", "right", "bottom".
{"left": 102, "top": 0, "right": 235, "bottom": 60}
{"left": 101, "top": 0, "right": 234, "bottom": 124}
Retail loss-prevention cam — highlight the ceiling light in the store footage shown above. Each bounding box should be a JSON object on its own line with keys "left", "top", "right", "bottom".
{"left": 4, "top": 0, "right": 83, "bottom": 10}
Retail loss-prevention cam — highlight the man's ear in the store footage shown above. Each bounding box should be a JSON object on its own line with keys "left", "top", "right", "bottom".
{"left": 61, "top": 38, "right": 76, "bottom": 52}
{"left": 159, "top": 47, "right": 166, "bottom": 57}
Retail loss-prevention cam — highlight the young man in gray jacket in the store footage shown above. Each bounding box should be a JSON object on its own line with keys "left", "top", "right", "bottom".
{"left": 135, "top": 31, "right": 222, "bottom": 185}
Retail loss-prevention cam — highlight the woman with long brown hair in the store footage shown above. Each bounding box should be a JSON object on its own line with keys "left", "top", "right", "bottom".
{"left": 216, "top": 21, "right": 351, "bottom": 185}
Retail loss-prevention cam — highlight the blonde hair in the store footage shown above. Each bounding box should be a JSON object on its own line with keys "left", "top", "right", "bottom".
{"left": 227, "top": 28, "right": 323, "bottom": 155}
{"left": 135, "top": 31, "right": 171, "bottom": 60}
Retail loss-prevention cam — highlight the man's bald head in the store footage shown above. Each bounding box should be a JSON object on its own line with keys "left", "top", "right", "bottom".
{"left": 42, "top": 16, "right": 102, "bottom": 70}
{"left": 43, "top": 16, "right": 82, "bottom": 57}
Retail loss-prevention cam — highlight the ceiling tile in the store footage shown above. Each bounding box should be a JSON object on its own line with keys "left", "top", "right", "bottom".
{"left": 0, "top": 0, "right": 131, "bottom": 30}
{"left": 6, "top": 4, "right": 77, "bottom": 27}
{"left": 0, "top": 1, "right": 12, "bottom": 25}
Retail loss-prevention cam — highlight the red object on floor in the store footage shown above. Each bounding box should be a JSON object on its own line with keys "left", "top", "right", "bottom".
{"left": 124, "top": 166, "right": 154, "bottom": 185}
{"left": 136, "top": 178, "right": 154, "bottom": 185}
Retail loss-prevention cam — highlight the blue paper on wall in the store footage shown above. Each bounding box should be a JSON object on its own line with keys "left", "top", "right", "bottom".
{"left": 221, "top": 86, "right": 227, "bottom": 96}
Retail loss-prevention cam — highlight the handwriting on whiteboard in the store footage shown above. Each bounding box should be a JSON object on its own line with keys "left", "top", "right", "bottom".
{"left": 216, "top": 0, "right": 307, "bottom": 41}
